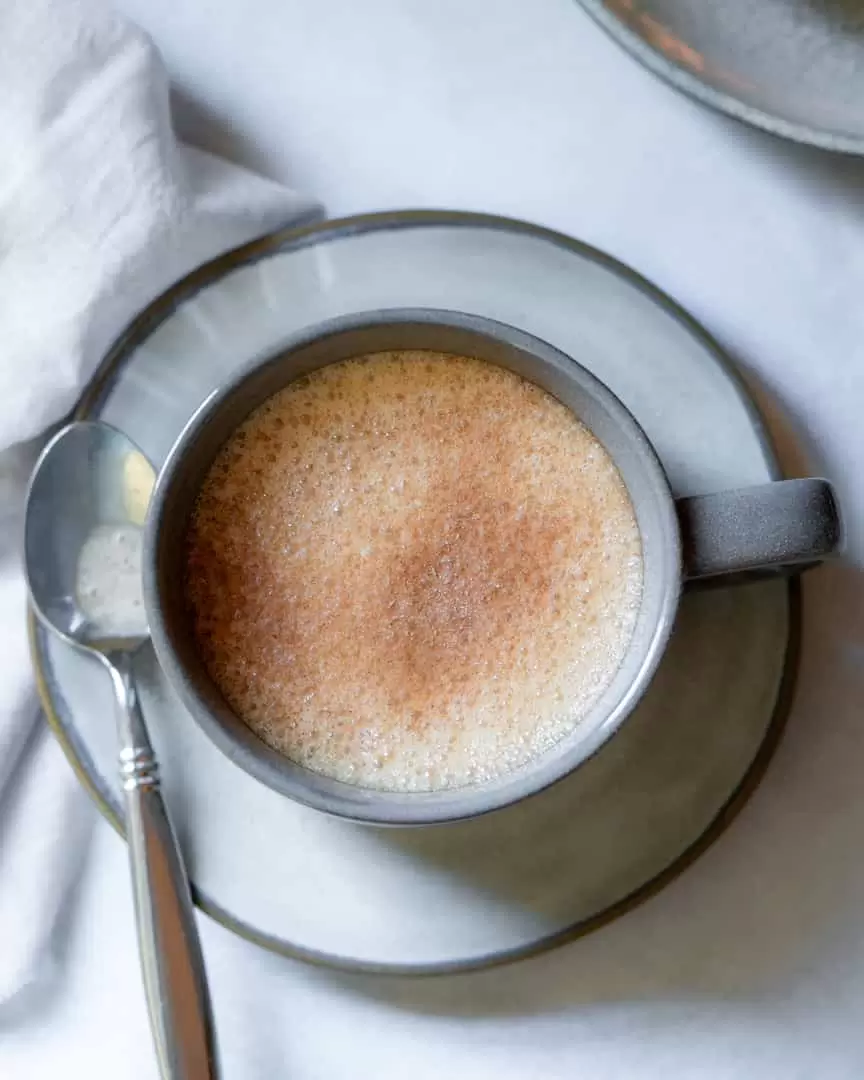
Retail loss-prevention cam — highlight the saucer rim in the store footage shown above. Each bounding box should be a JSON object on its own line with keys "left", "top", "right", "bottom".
{"left": 29, "top": 208, "right": 800, "bottom": 976}
{"left": 575, "top": 0, "right": 864, "bottom": 156}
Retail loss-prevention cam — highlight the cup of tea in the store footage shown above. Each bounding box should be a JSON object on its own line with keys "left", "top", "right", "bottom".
{"left": 143, "top": 310, "right": 842, "bottom": 825}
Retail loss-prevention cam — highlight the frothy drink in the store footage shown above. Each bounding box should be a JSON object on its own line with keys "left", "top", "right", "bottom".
{"left": 184, "top": 352, "right": 643, "bottom": 792}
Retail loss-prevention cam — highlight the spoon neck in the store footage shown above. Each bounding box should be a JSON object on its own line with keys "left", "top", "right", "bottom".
{"left": 106, "top": 651, "right": 153, "bottom": 759}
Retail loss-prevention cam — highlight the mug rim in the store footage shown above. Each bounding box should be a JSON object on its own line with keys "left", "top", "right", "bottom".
{"left": 143, "top": 308, "right": 682, "bottom": 825}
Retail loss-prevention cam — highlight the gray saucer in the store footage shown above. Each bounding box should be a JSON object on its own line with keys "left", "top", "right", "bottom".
{"left": 31, "top": 211, "right": 796, "bottom": 974}
{"left": 578, "top": 0, "right": 864, "bottom": 154}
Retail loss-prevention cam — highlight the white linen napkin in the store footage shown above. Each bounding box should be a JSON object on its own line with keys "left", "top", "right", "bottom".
{"left": 0, "top": 0, "right": 317, "bottom": 1007}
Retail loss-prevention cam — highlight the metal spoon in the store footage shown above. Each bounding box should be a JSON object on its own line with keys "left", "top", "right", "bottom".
{"left": 25, "top": 421, "right": 217, "bottom": 1080}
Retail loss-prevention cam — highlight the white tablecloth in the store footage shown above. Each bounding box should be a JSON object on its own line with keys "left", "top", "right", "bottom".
{"left": 5, "top": 1, "right": 864, "bottom": 1077}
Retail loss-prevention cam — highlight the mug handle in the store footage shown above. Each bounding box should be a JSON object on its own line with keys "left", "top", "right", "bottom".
{"left": 677, "top": 478, "right": 842, "bottom": 585}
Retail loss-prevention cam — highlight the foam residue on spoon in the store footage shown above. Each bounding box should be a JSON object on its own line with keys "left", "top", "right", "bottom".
{"left": 76, "top": 524, "right": 146, "bottom": 637}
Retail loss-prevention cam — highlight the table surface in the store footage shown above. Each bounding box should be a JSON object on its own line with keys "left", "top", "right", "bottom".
{"left": 10, "top": 1, "right": 864, "bottom": 1077}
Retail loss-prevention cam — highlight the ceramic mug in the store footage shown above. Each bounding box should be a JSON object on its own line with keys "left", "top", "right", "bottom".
{"left": 143, "top": 309, "right": 842, "bottom": 825}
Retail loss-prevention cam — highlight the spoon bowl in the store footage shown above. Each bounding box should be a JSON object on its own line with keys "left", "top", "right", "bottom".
{"left": 25, "top": 421, "right": 152, "bottom": 653}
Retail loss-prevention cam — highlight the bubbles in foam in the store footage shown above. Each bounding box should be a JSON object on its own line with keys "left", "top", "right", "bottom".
{"left": 184, "top": 351, "right": 643, "bottom": 792}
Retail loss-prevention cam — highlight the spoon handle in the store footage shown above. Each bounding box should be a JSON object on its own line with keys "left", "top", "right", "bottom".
{"left": 108, "top": 652, "right": 218, "bottom": 1080}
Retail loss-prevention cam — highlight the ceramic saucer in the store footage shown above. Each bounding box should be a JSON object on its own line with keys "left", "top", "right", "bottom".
{"left": 31, "top": 211, "right": 796, "bottom": 974}
{"left": 577, "top": 0, "right": 864, "bottom": 154}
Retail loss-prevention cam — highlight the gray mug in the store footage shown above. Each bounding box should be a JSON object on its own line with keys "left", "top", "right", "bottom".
{"left": 143, "top": 310, "right": 842, "bottom": 826}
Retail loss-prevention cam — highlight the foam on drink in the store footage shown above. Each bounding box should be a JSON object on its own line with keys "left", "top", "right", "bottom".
{"left": 184, "top": 352, "right": 643, "bottom": 792}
